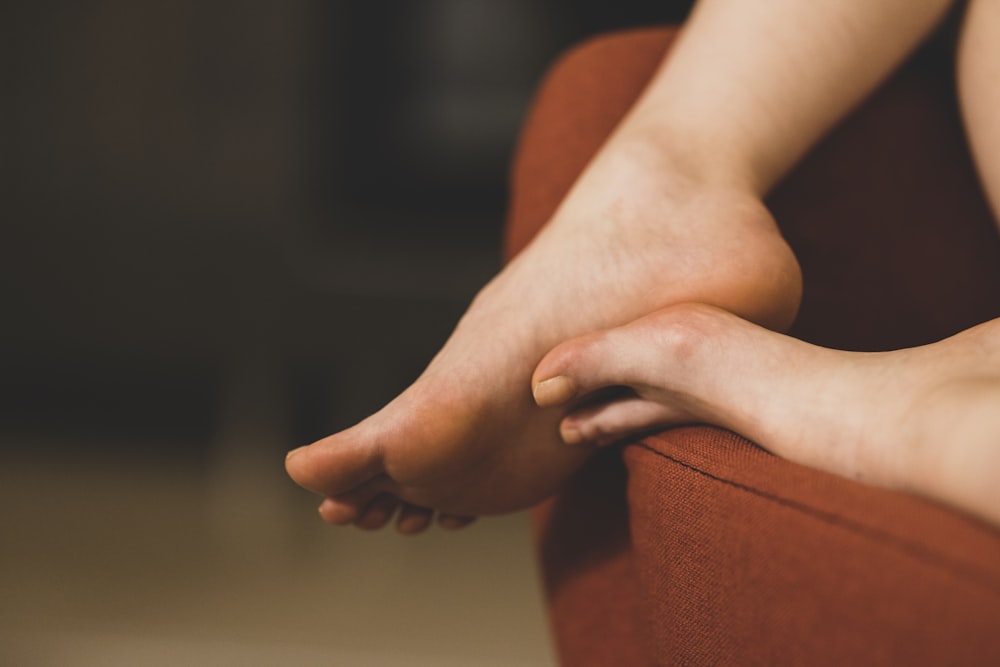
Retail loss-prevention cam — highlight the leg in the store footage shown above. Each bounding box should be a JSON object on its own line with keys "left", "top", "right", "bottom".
{"left": 288, "top": 52, "right": 802, "bottom": 531}
{"left": 958, "top": 0, "right": 1000, "bottom": 230}
{"left": 286, "top": 0, "right": 955, "bottom": 530}
{"left": 533, "top": 304, "right": 1000, "bottom": 527}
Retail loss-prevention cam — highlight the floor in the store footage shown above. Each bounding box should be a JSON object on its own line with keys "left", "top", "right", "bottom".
{"left": 0, "top": 432, "right": 556, "bottom": 666}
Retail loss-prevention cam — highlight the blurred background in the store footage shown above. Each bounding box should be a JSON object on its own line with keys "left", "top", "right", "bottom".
{"left": 2, "top": 1, "right": 690, "bottom": 664}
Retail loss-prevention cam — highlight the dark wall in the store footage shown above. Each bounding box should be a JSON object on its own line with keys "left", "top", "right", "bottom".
{"left": 2, "top": 1, "right": 691, "bottom": 451}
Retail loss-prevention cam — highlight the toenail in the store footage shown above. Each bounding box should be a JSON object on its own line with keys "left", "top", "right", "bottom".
{"left": 533, "top": 376, "right": 577, "bottom": 407}
{"left": 285, "top": 445, "right": 307, "bottom": 462}
{"left": 560, "top": 423, "right": 584, "bottom": 446}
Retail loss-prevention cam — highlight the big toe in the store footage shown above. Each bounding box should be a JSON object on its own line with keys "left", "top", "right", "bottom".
{"left": 532, "top": 318, "right": 656, "bottom": 409}
{"left": 532, "top": 303, "right": 732, "bottom": 408}
{"left": 285, "top": 423, "right": 385, "bottom": 497}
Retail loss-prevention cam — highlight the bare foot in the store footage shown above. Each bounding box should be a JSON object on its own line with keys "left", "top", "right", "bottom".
{"left": 533, "top": 303, "right": 1000, "bottom": 527}
{"left": 285, "top": 141, "right": 802, "bottom": 533}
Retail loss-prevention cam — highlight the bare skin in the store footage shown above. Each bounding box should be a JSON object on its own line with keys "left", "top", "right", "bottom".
{"left": 958, "top": 0, "right": 1000, "bottom": 222}
{"left": 290, "top": 151, "right": 800, "bottom": 531}
{"left": 285, "top": 0, "right": 955, "bottom": 532}
{"left": 534, "top": 0, "right": 1000, "bottom": 529}
{"left": 533, "top": 304, "right": 1000, "bottom": 528}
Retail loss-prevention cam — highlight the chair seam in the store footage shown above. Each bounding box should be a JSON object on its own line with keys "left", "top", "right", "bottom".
{"left": 633, "top": 441, "right": 1000, "bottom": 596}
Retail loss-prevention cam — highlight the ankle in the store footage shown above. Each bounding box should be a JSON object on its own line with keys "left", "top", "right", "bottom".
{"left": 568, "top": 134, "right": 802, "bottom": 330}
{"left": 609, "top": 119, "right": 767, "bottom": 198}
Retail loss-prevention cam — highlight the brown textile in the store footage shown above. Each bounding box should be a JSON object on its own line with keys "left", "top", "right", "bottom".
{"left": 505, "top": 26, "right": 1000, "bottom": 666}
{"left": 629, "top": 429, "right": 1000, "bottom": 665}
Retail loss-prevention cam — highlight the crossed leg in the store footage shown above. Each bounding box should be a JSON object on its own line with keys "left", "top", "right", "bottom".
{"left": 285, "top": 0, "right": 955, "bottom": 533}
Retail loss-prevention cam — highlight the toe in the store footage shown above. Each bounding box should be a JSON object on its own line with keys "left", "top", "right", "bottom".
{"left": 285, "top": 427, "right": 386, "bottom": 497}
{"left": 533, "top": 304, "right": 731, "bottom": 409}
{"left": 317, "top": 486, "right": 383, "bottom": 526}
{"left": 318, "top": 497, "right": 358, "bottom": 525}
{"left": 354, "top": 494, "right": 400, "bottom": 531}
{"left": 396, "top": 503, "right": 434, "bottom": 535}
{"left": 532, "top": 330, "right": 625, "bottom": 408}
{"left": 561, "top": 397, "right": 685, "bottom": 446}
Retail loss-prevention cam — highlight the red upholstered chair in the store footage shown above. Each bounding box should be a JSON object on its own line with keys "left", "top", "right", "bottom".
{"left": 506, "top": 27, "right": 1000, "bottom": 665}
